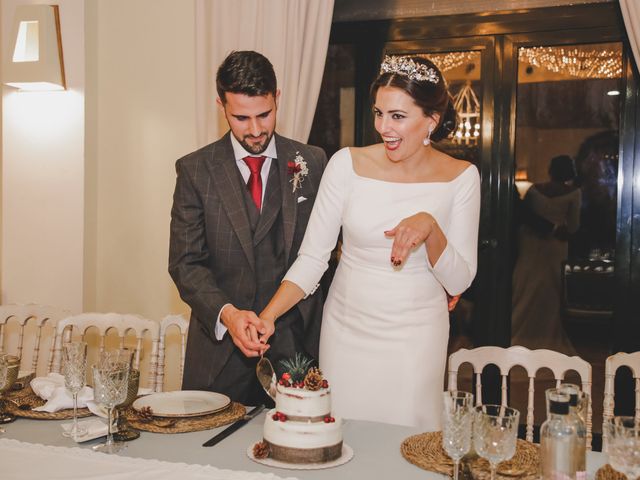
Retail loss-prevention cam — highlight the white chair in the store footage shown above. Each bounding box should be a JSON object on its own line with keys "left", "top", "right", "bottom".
{"left": 51, "top": 313, "right": 160, "bottom": 391}
{"left": 448, "top": 345, "right": 592, "bottom": 448}
{"left": 155, "top": 314, "right": 189, "bottom": 392}
{"left": 0, "top": 304, "right": 73, "bottom": 376}
{"left": 602, "top": 351, "right": 640, "bottom": 452}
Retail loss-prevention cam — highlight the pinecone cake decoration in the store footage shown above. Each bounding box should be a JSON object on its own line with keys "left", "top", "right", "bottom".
{"left": 303, "top": 367, "right": 323, "bottom": 391}
{"left": 253, "top": 440, "right": 271, "bottom": 459}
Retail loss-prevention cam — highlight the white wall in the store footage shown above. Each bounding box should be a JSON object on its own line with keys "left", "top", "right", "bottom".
{"left": 86, "top": 0, "right": 196, "bottom": 319}
{"left": 1, "top": 0, "right": 195, "bottom": 320}
{"left": 1, "top": 0, "right": 85, "bottom": 313}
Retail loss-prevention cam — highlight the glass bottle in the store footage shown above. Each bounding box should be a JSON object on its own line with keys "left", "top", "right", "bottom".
{"left": 540, "top": 389, "right": 577, "bottom": 480}
{"left": 558, "top": 384, "right": 587, "bottom": 480}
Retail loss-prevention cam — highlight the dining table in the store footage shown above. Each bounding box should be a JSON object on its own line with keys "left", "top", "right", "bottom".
{"left": 1, "top": 411, "right": 608, "bottom": 480}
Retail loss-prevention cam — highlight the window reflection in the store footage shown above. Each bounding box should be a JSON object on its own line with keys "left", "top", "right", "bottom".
{"left": 511, "top": 42, "right": 623, "bottom": 438}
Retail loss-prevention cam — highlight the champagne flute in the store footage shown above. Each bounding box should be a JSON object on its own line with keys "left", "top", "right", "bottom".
{"left": 62, "top": 342, "right": 88, "bottom": 440}
{"left": 473, "top": 404, "right": 520, "bottom": 480}
{"left": 442, "top": 391, "right": 474, "bottom": 480}
{"left": 92, "top": 360, "right": 129, "bottom": 453}
{"left": 606, "top": 416, "right": 640, "bottom": 480}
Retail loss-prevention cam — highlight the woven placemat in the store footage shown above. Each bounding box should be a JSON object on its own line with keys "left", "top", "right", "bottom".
{"left": 3, "top": 386, "right": 92, "bottom": 420}
{"left": 401, "top": 431, "right": 539, "bottom": 480}
{"left": 124, "top": 402, "right": 246, "bottom": 433}
{"left": 596, "top": 464, "right": 627, "bottom": 480}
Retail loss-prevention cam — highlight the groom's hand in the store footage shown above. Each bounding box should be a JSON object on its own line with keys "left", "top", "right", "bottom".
{"left": 221, "top": 305, "right": 268, "bottom": 357}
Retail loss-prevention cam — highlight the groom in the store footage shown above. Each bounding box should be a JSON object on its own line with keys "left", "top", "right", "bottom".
{"left": 169, "top": 51, "right": 327, "bottom": 405}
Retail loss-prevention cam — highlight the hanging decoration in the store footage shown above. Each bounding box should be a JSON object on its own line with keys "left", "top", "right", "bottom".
{"left": 452, "top": 81, "right": 480, "bottom": 145}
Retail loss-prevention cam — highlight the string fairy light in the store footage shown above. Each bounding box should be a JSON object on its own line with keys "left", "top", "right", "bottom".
{"left": 518, "top": 46, "right": 622, "bottom": 79}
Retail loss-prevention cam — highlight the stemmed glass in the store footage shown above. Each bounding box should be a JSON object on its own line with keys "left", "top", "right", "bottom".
{"left": 92, "top": 358, "right": 130, "bottom": 453}
{"left": 0, "top": 356, "right": 7, "bottom": 434}
{"left": 62, "top": 342, "right": 88, "bottom": 440}
{"left": 605, "top": 416, "right": 640, "bottom": 480}
{"left": 0, "top": 354, "right": 19, "bottom": 425}
{"left": 442, "top": 391, "right": 474, "bottom": 480}
{"left": 473, "top": 404, "right": 520, "bottom": 480}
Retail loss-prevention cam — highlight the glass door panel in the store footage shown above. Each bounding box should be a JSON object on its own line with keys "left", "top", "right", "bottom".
{"left": 510, "top": 41, "right": 623, "bottom": 441}
{"left": 308, "top": 44, "right": 357, "bottom": 158}
{"left": 426, "top": 51, "right": 483, "bottom": 164}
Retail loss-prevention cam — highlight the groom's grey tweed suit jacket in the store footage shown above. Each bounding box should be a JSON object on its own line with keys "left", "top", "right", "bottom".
{"left": 169, "top": 132, "right": 327, "bottom": 392}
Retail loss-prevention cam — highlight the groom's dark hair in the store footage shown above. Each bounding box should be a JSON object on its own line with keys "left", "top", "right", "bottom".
{"left": 216, "top": 50, "right": 277, "bottom": 104}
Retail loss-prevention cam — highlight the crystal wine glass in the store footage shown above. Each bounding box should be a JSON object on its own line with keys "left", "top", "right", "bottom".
{"left": 606, "top": 416, "right": 640, "bottom": 480}
{"left": 0, "top": 356, "right": 7, "bottom": 434}
{"left": 92, "top": 360, "right": 129, "bottom": 453}
{"left": 442, "top": 391, "right": 474, "bottom": 480}
{"left": 0, "top": 354, "right": 19, "bottom": 425}
{"left": 473, "top": 404, "right": 520, "bottom": 480}
{"left": 62, "top": 341, "right": 88, "bottom": 440}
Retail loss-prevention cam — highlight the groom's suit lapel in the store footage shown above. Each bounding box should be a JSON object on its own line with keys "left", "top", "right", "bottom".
{"left": 207, "top": 133, "right": 255, "bottom": 271}
{"left": 275, "top": 134, "right": 298, "bottom": 265}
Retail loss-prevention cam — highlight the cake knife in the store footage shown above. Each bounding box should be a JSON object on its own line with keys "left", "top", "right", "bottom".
{"left": 202, "top": 404, "right": 265, "bottom": 447}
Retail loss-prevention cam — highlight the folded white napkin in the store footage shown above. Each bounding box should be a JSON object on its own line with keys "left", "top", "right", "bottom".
{"left": 31, "top": 373, "right": 94, "bottom": 413}
{"left": 60, "top": 418, "right": 108, "bottom": 443}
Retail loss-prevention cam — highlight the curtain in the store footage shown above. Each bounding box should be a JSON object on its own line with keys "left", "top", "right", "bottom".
{"left": 195, "top": 0, "right": 334, "bottom": 146}
{"left": 620, "top": 0, "right": 640, "bottom": 69}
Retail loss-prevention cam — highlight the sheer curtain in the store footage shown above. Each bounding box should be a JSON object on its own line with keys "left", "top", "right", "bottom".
{"left": 195, "top": 0, "right": 334, "bottom": 146}
{"left": 620, "top": 0, "right": 640, "bottom": 68}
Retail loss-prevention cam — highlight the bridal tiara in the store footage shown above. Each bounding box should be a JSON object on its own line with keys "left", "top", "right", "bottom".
{"left": 379, "top": 55, "right": 440, "bottom": 84}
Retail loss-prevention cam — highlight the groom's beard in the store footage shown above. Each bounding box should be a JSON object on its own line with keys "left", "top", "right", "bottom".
{"left": 240, "top": 131, "right": 274, "bottom": 154}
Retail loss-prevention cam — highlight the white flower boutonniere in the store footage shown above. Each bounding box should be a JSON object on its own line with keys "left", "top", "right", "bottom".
{"left": 287, "top": 151, "right": 309, "bottom": 193}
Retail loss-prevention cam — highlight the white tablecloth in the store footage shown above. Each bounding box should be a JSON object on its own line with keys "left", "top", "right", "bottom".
{"left": 0, "top": 413, "right": 608, "bottom": 480}
{"left": 0, "top": 438, "right": 296, "bottom": 480}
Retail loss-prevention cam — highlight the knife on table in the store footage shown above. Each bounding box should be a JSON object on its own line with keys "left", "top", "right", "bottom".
{"left": 202, "top": 404, "right": 265, "bottom": 447}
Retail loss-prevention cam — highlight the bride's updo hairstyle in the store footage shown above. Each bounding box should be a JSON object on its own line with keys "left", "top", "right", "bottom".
{"left": 371, "top": 55, "right": 457, "bottom": 142}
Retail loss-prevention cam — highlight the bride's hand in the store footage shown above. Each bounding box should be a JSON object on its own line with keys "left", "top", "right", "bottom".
{"left": 384, "top": 212, "right": 437, "bottom": 266}
{"left": 256, "top": 314, "right": 276, "bottom": 348}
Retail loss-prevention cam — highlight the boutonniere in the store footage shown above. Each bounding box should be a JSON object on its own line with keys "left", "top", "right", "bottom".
{"left": 287, "top": 151, "right": 308, "bottom": 193}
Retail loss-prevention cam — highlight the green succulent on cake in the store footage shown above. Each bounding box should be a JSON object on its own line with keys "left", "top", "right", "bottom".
{"left": 279, "top": 353, "right": 314, "bottom": 383}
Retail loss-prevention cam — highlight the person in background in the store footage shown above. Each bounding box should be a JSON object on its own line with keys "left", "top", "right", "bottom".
{"left": 511, "top": 155, "right": 581, "bottom": 355}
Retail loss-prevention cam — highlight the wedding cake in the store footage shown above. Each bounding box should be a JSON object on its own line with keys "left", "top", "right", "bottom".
{"left": 253, "top": 355, "right": 343, "bottom": 464}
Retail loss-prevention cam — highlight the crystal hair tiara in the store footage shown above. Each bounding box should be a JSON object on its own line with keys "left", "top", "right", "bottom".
{"left": 379, "top": 55, "right": 439, "bottom": 84}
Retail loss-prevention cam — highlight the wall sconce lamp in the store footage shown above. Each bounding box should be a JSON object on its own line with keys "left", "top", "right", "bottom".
{"left": 3, "top": 5, "right": 66, "bottom": 91}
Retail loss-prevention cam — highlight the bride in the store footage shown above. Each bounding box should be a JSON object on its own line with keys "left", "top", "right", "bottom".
{"left": 256, "top": 55, "right": 480, "bottom": 429}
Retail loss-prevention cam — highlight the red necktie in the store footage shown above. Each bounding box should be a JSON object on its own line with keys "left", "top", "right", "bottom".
{"left": 243, "top": 156, "right": 266, "bottom": 210}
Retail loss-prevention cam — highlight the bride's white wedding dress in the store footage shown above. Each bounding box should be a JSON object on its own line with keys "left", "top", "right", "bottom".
{"left": 285, "top": 148, "right": 480, "bottom": 429}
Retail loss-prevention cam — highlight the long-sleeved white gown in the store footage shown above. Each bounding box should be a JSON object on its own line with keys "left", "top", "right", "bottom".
{"left": 285, "top": 147, "right": 481, "bottom": 429}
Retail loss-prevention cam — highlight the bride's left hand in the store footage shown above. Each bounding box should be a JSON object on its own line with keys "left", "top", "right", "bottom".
{"left": 384, "top": 212, "right": 437, "bottom": 266}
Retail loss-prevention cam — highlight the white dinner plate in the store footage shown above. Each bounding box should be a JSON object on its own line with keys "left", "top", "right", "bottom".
{"left": 132, "top": 390, "right": 230, "bottom": 417}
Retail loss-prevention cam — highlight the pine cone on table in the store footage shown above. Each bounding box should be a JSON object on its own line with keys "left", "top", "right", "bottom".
{"left": 253, "top": 441, "right": 270, "bottom": 459}
{"left": 137, "top": 406, "right": 155, "bottom": 422}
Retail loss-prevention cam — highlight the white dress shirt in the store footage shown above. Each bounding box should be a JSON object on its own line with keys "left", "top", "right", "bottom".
{"left": 215, "top": 134, "right": 278, "bottom": 339}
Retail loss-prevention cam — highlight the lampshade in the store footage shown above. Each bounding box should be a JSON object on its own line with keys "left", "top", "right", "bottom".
{"left": 3, "top": 5, "right": 66, "bottom": 91}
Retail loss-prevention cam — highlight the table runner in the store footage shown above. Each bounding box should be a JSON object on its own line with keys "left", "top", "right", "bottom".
{"left": 0, "top": 438, "right": 298, "bottom": 480}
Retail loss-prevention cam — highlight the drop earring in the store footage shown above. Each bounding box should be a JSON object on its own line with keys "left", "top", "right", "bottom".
{"left": 423, "top": 128, "right": 433, "bottom": 146}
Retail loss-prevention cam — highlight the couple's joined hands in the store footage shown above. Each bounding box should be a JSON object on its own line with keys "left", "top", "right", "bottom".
{"left": 221, "top": 305, "right": 275, "bottom": 357}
